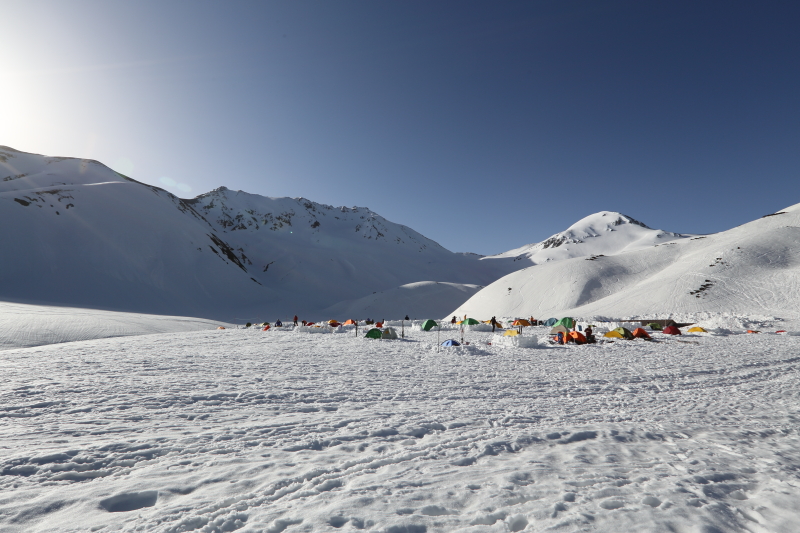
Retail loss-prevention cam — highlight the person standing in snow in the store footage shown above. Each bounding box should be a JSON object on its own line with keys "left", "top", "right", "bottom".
{"left": 451, "top": 316, "right": 456, "bottom": 324}
{"left": 490, "top": 316, "right": 497, "bottom": 332}
{"left": 293, "top": 315, "right": 298, "bottom": 326}
{"left": 405, "top": 315, "right": 409, "bottom": 321}
{"left": 585, "top": 326, "right": 596, "bottom": 344}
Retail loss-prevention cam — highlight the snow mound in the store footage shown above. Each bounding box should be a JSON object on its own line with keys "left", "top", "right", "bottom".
{"left": 323, "top": 282, "right": 483, "bottom": 321}
{"left": 491, "top": 334, "right": 540, "bottom": 348}
{"left": 0, "top": 301, "right": 228, "bottom": 350}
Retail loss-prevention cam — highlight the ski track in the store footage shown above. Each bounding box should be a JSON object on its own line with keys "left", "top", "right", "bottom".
{"left": 1, "top": 327, "right": 799, "bottom": 532}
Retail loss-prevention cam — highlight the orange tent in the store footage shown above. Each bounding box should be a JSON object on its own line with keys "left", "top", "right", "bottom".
{"left": 747, "top": 330, "right": 760, "bottom": 334}
{"left": 568, "top": 331, "right": 587, "bottom": 344}
{"left": 217, "top": 326, "right": 226, "bottom": 330}
{"left": 632, "top": 328, "right": 651, "bottom": 339}
{"left": 513, "top": 319, "right": 531, "bottom": 327}
{"left": 343, "top": 319, "right": 356, "bottom": 325}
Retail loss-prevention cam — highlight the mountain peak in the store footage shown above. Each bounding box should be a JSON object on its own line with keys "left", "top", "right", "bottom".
{"left": 486, "top": 210, "right": 684, "bottom": 264}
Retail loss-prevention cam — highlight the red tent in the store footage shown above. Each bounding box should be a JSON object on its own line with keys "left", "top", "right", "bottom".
{"left": 662, "top": 325, "right": 681, "bottom": 335}
{"left": 568, "top": 331, "right": 587, "bottom": 344}
{"left": 262, "top": 325, "right": 270, "bottom": 331}
{"left": 632, "top": 328, "right": 651, "bottom": 339}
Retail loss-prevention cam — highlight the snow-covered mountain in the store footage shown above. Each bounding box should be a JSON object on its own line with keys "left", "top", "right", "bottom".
{"left": 484, "top": 211, "right": 688, "bottom": 265}
{"left": 14, "top": 143, "right": 776, "bottom": 322}
{"left": 0, "top": 146, "right": 519, "bottom": 320}
{"left": 452, "top": 203, "right": 800, "bottom": 320}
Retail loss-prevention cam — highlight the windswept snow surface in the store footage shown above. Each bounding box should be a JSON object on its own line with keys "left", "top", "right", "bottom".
{"left": 454, "top": 203, "right": 800, "bottom": 320}
{"left": 2, "top": 323, "right": 800, "bottom": 532}
{"left": 0, "top": 302, "right": 229, "bottom": 351}
{"left": 323, "top": 282, "right": 483, "bottom": 321}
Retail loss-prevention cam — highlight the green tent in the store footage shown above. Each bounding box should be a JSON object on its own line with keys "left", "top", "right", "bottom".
{"left": 613, "top": 327, "right": 634, "bottom": 340}
{"left": 458, "top": 318, "right": 480, "bottom": 325}
{"left": 421, "top": 319, "right": 438, "bottom": 331}
{"left": 647, "top": 322, "right": 662, "bottom": 330}
{"left": 364, "top": 328, "right": 382, "bottom": 339}
{"left": 554, "top": 317, "right": 574, "bottom": 329}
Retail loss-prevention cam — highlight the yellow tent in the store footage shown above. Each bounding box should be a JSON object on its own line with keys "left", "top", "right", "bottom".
{"left": 503, "top": 330, "right": 519, "bottom": 336}
{"left": 604, "top": 330, "right": 624, "bottom": 338}
{"left": 687, "top": 326, "right": 707, "bottom": 333}
{"left": 512, "top": 319, "right": 531, "bottom": 327}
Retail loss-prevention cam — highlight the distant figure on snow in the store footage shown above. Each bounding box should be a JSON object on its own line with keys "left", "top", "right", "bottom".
{"left": 293, "top": 315, "right": 298, "bottom": 326}
{"left": 275, "top": 319, "right": 283, "bottom": 327}
{"left": 490, "top": 316, "right": 498, "bottom": 332}
{"left": 451, "top": 316, "right": 457, "bottom": 324}
{"left": 585, "top": 326, "right": 596, "bottom": 344}
{"left": 404, "top": 315, "right": 409, "bottom": 321}
{"left": 302, "top": 320, "right": 307, "bottom": 326}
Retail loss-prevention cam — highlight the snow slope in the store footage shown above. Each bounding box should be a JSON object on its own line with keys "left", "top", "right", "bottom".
{"left": 0, "top": 146, "right": 517, "bottom": 320}
{"left": 1, "top": 324, "right": 799, "bottom": 532}
{"left": 187, "top": 187, "right": 516, "bottom": 312}
{"left": 484, "top": 211, "right": 688, "bottom": 265}
{"left": 0, "top": 147, "right": 285, "bottom": 322}
{"left": 322, "top": 281, "right": 483, "bottom": 320}
{"left": 0, "top": 302, "right": 229, "bottom": 351}
{"left": 453, "top": 203, "right": 800, "bottom": 320}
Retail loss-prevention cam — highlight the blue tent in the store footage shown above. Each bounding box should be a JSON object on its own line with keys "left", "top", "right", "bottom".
{"left": 440, "top": 339, "right": 461, "bottom": 347}
{"left": 543, "top": 317, "right": 558, "bottom": 327}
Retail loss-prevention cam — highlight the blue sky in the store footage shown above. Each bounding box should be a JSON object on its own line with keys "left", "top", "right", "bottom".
{"left": 2, "top": 1, "right": 798, "bottom": 255}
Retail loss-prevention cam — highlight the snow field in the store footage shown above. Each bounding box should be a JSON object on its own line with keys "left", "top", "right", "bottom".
{"left": 0, "top": 302, "right": 230, "bottom": 351}
{"left": 2, "top": 324, "right": 800, "bottom": 532}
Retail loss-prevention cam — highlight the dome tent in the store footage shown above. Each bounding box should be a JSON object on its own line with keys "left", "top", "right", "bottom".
{"left": 554, "top": 317, "right": 575, "bottom": 329}
{"left": 441, "top": 339, "right": 461, "bottom": 347}
{"left": 381, "top": 327, "right": 399, "bottom": 340}
{"left": 364, "top": 328, "right": 382, "bottom": 339}
{"left": 421, "top": 319, "right": 438, "bottom": 331}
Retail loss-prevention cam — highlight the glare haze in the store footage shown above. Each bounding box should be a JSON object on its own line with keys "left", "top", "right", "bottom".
{"left": 2, "top": 0, "right": 799, "bottom": 255}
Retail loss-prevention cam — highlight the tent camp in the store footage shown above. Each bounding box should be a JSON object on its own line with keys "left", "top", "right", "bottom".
{"left": 632, "top": 328, "right": 651, "bottom": 339}
{"left": 503, "top": 330, "right": 519, "bottom": 337}
{"left": 328, "top": 320, "right": 340, "bottom": 327}
{"left": 543, "top": 318, "right": 558, "bottom": 327}
{"left": 364, "top": 328, "right": 382, "bottom": 339}
{"left": 381, "top": 327, "right": 399, "bottom": 340}
{"left": 512, "top": 319, "right": 531, "bottom": 327}
{"left": 647, "top": 322, "right": 663, "bottom": 331}
{"left": 421, "top": 319, "right": 438, "bottom": 331}
{"left": 343, "top": 319, "right": 356, "bottom": 325}
{"left": 554, "top": 317, "right": 575, "bottom": 329}
{"left": 441, "top": 339, "right": 461, "bottom": 347}
{"left": 550, "top": 324, "right": 569, "bottom": 334}
{"left": 604, "top": 330, "right": 624, "bottom": 338}
{"left": 687, "top": 326, "right": 707, "bottom": 333}
{"left": 458, "top": 318, "right": 480, "bottom": 325}
{"left": 568, "top": 331, "right": 587, "bottom": 344}
{"left": 662, "top": 325, "right": 681, "bottom": 335}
